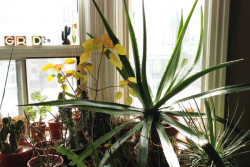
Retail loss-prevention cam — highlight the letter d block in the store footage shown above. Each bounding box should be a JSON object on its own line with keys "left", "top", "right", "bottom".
{"left": 16, "top": 36, "right": 26, "bottom": 46}
{"left": 4, "top": 36, "right": 15, "bottom": 46}
{"left": 32, "top": 36, "right": 42, "bottom": 46}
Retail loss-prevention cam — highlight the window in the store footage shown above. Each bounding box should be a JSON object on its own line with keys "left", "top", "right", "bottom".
{"left": 0, "top": 0, "right": 85, "bottom": 119}
{"left": 131, "top": 0, "right": 204, "bottom": 107}
{"left": 0, "top": 0, "right": 79, "bottom": 46}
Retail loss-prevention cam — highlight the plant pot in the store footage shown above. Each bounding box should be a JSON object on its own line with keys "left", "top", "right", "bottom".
{"left": 31, "top": 122, "right": 46, "bottom": 141}
{"left": 34, "top": 141, "right": 58, "bottom": 155}
{"left": 0, "top": 141, "right": 33, "bottom": 167}
{"left": 27, "top": 154, "right": 63, "bottom": 167}
{"left": 48, "top": 119, "right": 62, "bottom": 140}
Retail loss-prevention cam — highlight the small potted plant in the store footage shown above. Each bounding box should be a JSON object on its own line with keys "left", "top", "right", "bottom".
{"left": 48, "top": 113, "right": 62, "bottom": 140}
{"left": 0, "top": 117, "right": 33, "bottom": 167}
{"left": 24, "top": 91, "right": 51, "bottom": 141}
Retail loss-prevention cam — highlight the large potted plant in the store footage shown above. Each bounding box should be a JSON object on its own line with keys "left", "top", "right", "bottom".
{"left": 0, "top": 117, "right": 33, "bottom": 167}
{"left": 25, "top": 0, "right": 250, "bottom": 166}
{"left": 24, "top": 91, "right": 51, "bottom": 141}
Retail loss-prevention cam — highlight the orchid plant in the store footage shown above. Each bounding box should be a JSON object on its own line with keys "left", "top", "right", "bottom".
{"left": 24, "top": 0, "right": 250, "bottom": 166}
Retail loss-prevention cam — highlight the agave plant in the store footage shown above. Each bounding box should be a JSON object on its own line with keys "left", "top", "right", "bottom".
{"left": 24, "top": 0, "right": 250, "bottom": 166}
{"left": 178, "top": 98, "right": 250, "bottom": 167}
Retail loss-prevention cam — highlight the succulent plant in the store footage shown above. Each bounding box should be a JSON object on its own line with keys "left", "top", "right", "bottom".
{"left": 0, "top": 117, "right": 24, "bottom": 154}
{"left": 58, "top": 92, "right": 79, "bottom": 149}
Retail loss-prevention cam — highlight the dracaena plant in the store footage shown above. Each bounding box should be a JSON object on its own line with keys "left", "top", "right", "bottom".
{"left": 24, "top": 0, "right": 250, "bottom": 166}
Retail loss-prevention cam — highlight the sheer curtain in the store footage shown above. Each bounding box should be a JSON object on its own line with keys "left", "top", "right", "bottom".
{"left": 0, "top": 0, "right": 79, "bottom": 46}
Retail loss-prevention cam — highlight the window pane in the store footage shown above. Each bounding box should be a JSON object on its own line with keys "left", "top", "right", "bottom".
{"left": 0, "top": 0, "right": 79, "bottom": 46}
{"left": 0, "top": 61, "right": 19, "bottom": 117}
{"left": 26, "top": 58, "right": 77, "bottom": 122}
{"left": 132, "top": 0, "right": 204, "bottom": 107}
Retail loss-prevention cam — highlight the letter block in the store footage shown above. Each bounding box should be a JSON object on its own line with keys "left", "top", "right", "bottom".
{"left": 16, "top": 36, "right": 26, "bottom": 46}
{"left": 32, "top": 36, "right": 42, "bottom": 46}
{"left": 4, "top": 36, "right": 15, "bottom": 46}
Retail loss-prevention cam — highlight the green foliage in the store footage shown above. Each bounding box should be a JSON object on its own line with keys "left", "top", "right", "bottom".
{"left": 178, "top": 99, "right": 250, "bottom": 166}
{"left": 24, "top": 91, "right": 51, "bottom": 122}
{"left": 53, "top": 146, "right": 86, "bottom": 167}
{"left": 0, "top": 117, "right": 24, "bottom": 154}
{"left": 23, "top": 0, "right": 250, "bottom": 166}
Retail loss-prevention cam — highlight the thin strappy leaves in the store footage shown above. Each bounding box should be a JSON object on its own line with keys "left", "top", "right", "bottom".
{"left": 155, "top": 0, "right": 198, "bottom": 102}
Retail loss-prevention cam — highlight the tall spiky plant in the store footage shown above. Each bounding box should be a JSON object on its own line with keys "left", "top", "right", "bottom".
{"left": 24, "top": 0, "right": 250, "bottom": 166}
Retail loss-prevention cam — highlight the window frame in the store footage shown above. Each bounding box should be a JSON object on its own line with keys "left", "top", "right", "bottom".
{"left": 0, "top": 0, "right": 87, "bottom": 116}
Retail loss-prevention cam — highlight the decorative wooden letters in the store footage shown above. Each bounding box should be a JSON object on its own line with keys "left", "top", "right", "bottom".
{"left": 16, "top": 36, "right": 26, "bottom": 46}
{"left": 32, "top": 36, "right": 42, "bottom": 46}
{"left": 4, "top": 36, "right": 15, "bottom": 46}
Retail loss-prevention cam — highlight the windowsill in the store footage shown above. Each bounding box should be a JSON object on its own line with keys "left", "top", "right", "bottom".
{"left": 0, "top": 45, "right": 84, "bottom": 59}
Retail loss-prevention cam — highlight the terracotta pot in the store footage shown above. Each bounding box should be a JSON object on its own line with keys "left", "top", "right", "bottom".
{"left": 27, "top": 154, "right": 63, "bottom": 167}
{"left": 0, "top": 141, "right": 33, "bottom": 167}
{"left": 34, "top": 141, "right": 58, "bottom": 155}
{"left": 30, "top": 122, "right": 46, "bottom": 141}
{"left": 48, "top": 119, "right": 62, "bottom": 140}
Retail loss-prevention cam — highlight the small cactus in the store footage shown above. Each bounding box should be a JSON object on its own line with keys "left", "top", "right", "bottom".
{"left": 0, "top": 117, "right": 24, "bottom": 154}
{"left": 62, "top": 26, "right": 71, "bottom": 45}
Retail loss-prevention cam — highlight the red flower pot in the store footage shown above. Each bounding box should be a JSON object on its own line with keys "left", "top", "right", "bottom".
{"left": 27, "top": 154, "right": 63, "bottom": 167}
{"left": 34, "top": 141, "right": 58, "bottom": 155}
{"left": 48, "top": 119, "right": 62, "bottom": 140}
{"left": 0, "top": 141, "right": 33, "bottom": 167}
{"left": 30, "top": 122, "right": 46, "bottom": 141}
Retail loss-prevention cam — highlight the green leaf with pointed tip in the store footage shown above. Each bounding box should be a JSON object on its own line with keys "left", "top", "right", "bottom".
{"left": 99, "top": 119, "right": 145, "bottom": 167}
{"left": 204, "top": 99, "right": 215, "bottom": 146}
{"left": 159, "top": 110, "right": 206, "bottom": 118}
{"left": 70, "top": 118, "right": 141, "bottom": 166}
{"left": 155, "top": 0, "right": 198, "bottom": 102}
{"left": 154, "top": 59, "right": 242, "bottom": 109}
{"left": 174, "top": 82, "right": 250, "bottom": 104}
{"left": 178, "top": 6, "right": 203, "bottom": 82}
{"left": 21, "top": 99, "right": 143, "bottom": 112}
{"left": 53, "top": 146, "right": 86, "bottom": 167}
{"left": 67, "top": 105, "right": 143, "bottom": 116}
{"left": 155, "top": 121, "right": 180, "bottom": 167}
{"left": 159, "top": 113, "right": 205, "bottom": 143}
{"left": 137, "top": 115, "right": 153, "bottom": 167}
{"left": 91, "top": 0, "right": 135, "bottom": 80}
{"left": 141, "top": 0, "right": 153, "bottom": 108}
{"left": 123, "top": 0, "right": 151, "bottom": 109}
{"left": 166, "top": 58, "right": 188, "bottom": 92}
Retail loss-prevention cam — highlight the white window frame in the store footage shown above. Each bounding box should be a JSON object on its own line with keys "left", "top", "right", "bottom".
{"left": 202, "top": 0, "right": 231, "bottom": 118}
{"left": 0, "top": 0, "right": 87, "bottom": 115}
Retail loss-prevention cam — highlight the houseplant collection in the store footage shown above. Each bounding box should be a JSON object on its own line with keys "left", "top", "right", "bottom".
{"left": 25, "top": 0, "right": 250, "bottom": 167}
{"left": 0, "top": 0, "right": 249, "bottom": 166}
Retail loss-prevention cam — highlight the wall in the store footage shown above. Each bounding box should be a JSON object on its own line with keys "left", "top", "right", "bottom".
{"left": 226, "top": 0, "right": 250, "bottom": 166}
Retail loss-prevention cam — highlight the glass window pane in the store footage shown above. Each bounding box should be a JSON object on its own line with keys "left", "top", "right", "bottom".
{"left": 132, "top": 0, "right": 204, "bottom": 107}
{"left": 0, "top": 60, "right": 19, "bottom": 117}
{"left": 0, "top": 0, "right": 79, "bottom": 46}
{"left": 26, "top": 58, "right": 77, "bottom": 122}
